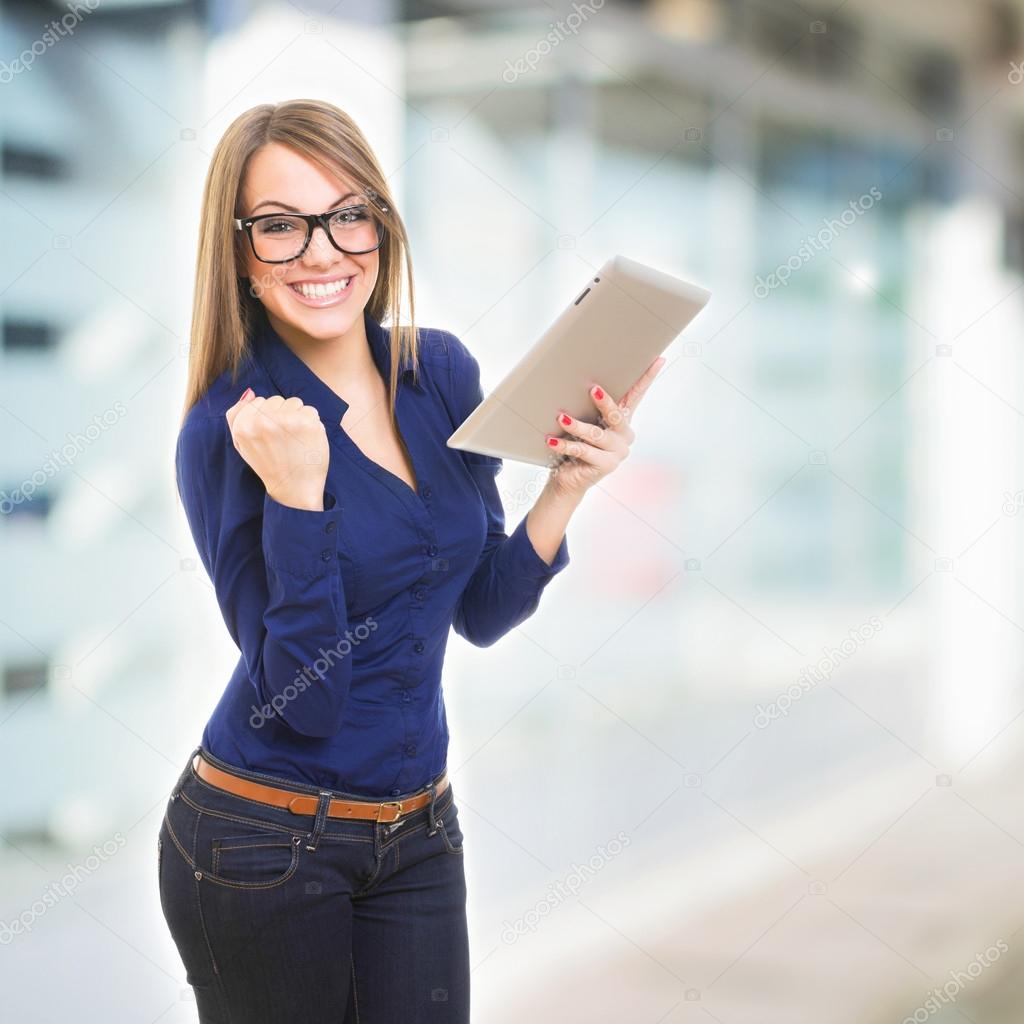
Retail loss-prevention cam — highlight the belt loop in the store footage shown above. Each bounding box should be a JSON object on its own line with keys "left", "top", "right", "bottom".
{"left": 426, "top": 782, "right": 440, "bottom": 836}
{"left": 305, "top": 791, "right": 333, "bottom": 852}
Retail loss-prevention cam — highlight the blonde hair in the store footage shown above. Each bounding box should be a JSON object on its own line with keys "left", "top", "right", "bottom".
{"left": 179, "top": 99, "right": 418, "bottom": 430}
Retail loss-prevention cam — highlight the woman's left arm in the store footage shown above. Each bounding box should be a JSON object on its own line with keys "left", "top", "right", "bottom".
{"left": 449, "top": 332, "right": 666, "bottom": 646}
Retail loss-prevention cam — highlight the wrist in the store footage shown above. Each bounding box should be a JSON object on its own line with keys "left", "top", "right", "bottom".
{"left": 541, "top": 476, "right": 585, "bottom": 512}
{"left": 267, "top": 488, "right": 325, "bottom": 513}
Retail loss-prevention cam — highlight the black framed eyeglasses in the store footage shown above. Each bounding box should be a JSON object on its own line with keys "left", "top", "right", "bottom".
{"left": 234, "top": 199, "right": 389, "bottom": 264}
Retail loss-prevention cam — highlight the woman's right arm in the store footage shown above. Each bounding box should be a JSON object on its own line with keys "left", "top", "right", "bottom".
{"left": 175, "top": 399, "right": 356, "bottom": 738}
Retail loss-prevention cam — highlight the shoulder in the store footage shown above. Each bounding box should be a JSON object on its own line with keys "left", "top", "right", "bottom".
{"left": 436, "top": 327, "right": 477, "bottom": 375}
{"left": 183, "top": 350, "right": 266, "bottom": 426}
{"left": 429, "top": 327, "right": 502, "bottom": 473}
{"left": 400, "top": 323, "right": 482, "bottom": 415}
{"left": 430, "top": 328, "right": 484, "bottom": 412}
{"left": 176, "top": 350, "right": 266, "bottom": 465}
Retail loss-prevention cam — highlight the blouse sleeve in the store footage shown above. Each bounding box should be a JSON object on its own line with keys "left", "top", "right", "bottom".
{"left": 175, "top": 413, "right": 354, "bottom": 737}
{"left": 446, "top": 334, "right": 570, "bottom": 647}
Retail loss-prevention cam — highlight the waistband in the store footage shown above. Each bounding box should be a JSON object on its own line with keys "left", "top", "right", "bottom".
{"left": 187, "top": 746, "right": 449, "bottom": 825}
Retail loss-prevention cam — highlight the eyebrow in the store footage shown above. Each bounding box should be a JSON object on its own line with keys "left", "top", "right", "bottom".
{"left": 250, "top": 192, "right": 359, "bottom": 215}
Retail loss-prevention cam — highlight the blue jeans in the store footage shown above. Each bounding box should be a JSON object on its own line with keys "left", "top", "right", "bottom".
{"left": 157, "top": 745, "right": 469, "bottom": 1022}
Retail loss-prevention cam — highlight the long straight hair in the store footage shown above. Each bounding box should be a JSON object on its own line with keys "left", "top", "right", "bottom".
{"left": 179, "top": 99, "right": 418, "bottom": 430}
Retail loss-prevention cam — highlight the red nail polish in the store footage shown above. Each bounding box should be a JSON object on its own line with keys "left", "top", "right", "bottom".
{"left": 593, "top": 386, "right": 604, "bottom": 400}
{"left": 240, "top": 387, "right": 253, "bottom": 400}
{"left": 547, "top": 437, "right": 559, "bottom": 447}
{"left": 559, "top": 413, "right": 571, "bottom": 426}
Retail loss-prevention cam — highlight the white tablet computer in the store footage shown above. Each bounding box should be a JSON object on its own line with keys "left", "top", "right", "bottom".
{"left": 446, "top": 254, "right": 711, "bottom": 468}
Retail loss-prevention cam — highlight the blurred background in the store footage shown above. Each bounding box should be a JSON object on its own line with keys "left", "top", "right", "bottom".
{"left": 3, "top": 0, "right": 1024, "bottom": 1019}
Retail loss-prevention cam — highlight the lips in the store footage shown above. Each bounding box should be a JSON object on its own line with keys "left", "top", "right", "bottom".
{"left": 286, "top": 274, "right": 355, "bottom": 307}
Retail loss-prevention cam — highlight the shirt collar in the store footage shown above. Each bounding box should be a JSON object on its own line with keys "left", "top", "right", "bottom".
{"left": 252, "top": 304, "right": 424, "bottom": 425}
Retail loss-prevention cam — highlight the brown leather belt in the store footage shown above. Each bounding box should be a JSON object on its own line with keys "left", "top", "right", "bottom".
{"left": 192, "top": 752, "right": 448, "bottom": 823}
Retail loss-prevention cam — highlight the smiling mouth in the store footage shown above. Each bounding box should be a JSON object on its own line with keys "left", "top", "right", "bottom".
{"left": 287, "top": 275, "right": 354, "bottom": 299}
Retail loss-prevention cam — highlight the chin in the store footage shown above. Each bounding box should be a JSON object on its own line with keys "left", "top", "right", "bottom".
{"left": 271, "top": 292, "right": 368, "bottom": 338}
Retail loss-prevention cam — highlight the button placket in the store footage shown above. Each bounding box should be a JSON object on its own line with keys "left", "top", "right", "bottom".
{"left": 321, "top": 495, "right": 340, "bottom": 565}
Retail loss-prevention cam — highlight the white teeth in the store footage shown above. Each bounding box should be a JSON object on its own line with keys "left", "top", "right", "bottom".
{"left": 292, "top": 277, "right": 351, "bottom": 298}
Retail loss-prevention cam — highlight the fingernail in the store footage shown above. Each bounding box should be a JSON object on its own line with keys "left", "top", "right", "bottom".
{"left": 559, "top": 413, "right": 571, "bottom": 426}
{"left": 547, "top": 437, "right": 559, "bottom": 447}
{"left": 241, "top": 387, "right": 253, "bottom": 401}
{"left": 592, "top": 386, "right": 604, "bottom": 400}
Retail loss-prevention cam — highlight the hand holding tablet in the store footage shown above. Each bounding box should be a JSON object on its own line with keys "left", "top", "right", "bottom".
{"left": 446, "top": 254, "right": 711, "bottom": 469}
{"left": 536, "top": 357, "right": 668, "bottom": 497}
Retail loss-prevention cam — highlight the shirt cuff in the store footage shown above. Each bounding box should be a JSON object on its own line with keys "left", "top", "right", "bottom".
{"left": 507, "top": 514, "right": 570, "bottom": 581}
{"left": 262, "top": 490, "right": 343, "bottom": 578}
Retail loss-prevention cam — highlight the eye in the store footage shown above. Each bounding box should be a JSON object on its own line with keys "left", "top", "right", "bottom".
{"left": 329, "top": 205, "right": 370, "bottom": 226}
{"left": 259, "top": 218, "right": 299, "bottom": 235}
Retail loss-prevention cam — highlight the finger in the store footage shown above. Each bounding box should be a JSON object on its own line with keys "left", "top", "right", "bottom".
{"left": 545, "top": 434, "right": 615, "bottom": 468}
{"left": 554, "top": 411, "right": 629, "bottom": 452}
{"left": 587, "top": 383, "right": 620, "bottom": 424}
{"left": 225, "top": 387, "right": 256, "bottom": 430}
{"left": 621, "top": 357, "right": 665, "bottom": 414}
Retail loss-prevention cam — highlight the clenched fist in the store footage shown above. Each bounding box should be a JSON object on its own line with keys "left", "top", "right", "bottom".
{"left": 225, "top": 389, "right": 329, "bottom": 511}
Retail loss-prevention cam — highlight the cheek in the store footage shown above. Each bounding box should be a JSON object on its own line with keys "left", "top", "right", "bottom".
{"left": 359, "top": 254, "right": 380, "bottom": 293}
{"left": 247, "top": 259, "right": 295, "bottom": 310}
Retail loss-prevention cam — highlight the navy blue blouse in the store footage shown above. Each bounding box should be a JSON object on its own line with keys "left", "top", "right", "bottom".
{"left": 175, "top": 305, "right": 570, "bottom": 797}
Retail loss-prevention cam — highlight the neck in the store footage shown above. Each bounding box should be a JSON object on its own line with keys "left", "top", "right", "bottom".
{"left": 267, "top": 308, "right": 381, "bottom": 400}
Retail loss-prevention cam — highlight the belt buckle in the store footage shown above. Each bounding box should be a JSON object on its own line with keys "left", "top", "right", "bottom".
{"left": 377, "top": 800, "right": 404, "bottom": 823}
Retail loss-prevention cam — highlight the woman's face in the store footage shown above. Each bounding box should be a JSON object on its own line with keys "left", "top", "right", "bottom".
{"left": 237, "top": 142, "right": 380, "bottom": 342}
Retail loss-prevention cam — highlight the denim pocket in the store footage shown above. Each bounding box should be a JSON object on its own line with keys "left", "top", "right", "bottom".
{"left": 166, "top": 793, "right": 304, "bottom": 892}
{"left": 211, "top": 831, "right": 301, "bottom": 886}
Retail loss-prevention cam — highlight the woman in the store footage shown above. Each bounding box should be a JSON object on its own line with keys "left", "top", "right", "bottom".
{"left": 159, "top": 98, "right": 662, "bottom": 1022}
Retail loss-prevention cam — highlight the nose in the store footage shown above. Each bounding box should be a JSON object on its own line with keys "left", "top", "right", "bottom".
{"left": 302, "top": 223, "right": 337, "bottom": 265}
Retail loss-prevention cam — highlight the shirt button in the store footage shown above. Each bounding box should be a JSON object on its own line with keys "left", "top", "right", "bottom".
{"left": 401, "top": 690, "right": 411, "bottom": 703}
{"left": 321, "top": 549, "right": 333, "bottom": 562}
{"left": 413, "top": 640, "right": 424, "bottom": 653}
{"left": 427, "top": 544, "right": 438, "bottom": 556}
{"left": 391, "top": 788, "right": 401, "bottom": 796}
{"left": 325, "top": 521, "right": 336, "bottom": 534}
{"left": 405, "top": 744, "right": 416, "bottom": 756}
{"left": 414, "top": 587, "right": 427, "bottom": 601}
{"left": 422, "top": 486, "right": 432, "bottom": 499}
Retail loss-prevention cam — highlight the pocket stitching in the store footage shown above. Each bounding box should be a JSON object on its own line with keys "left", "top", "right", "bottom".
{"left": 211, "top": 835, "right": 297, "bottom": 886}
{"left": 164, "top": 804, "right": 301, "bottom": 891}
{"left": 437, "top": 818, "right": 464, "bottom": 855}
